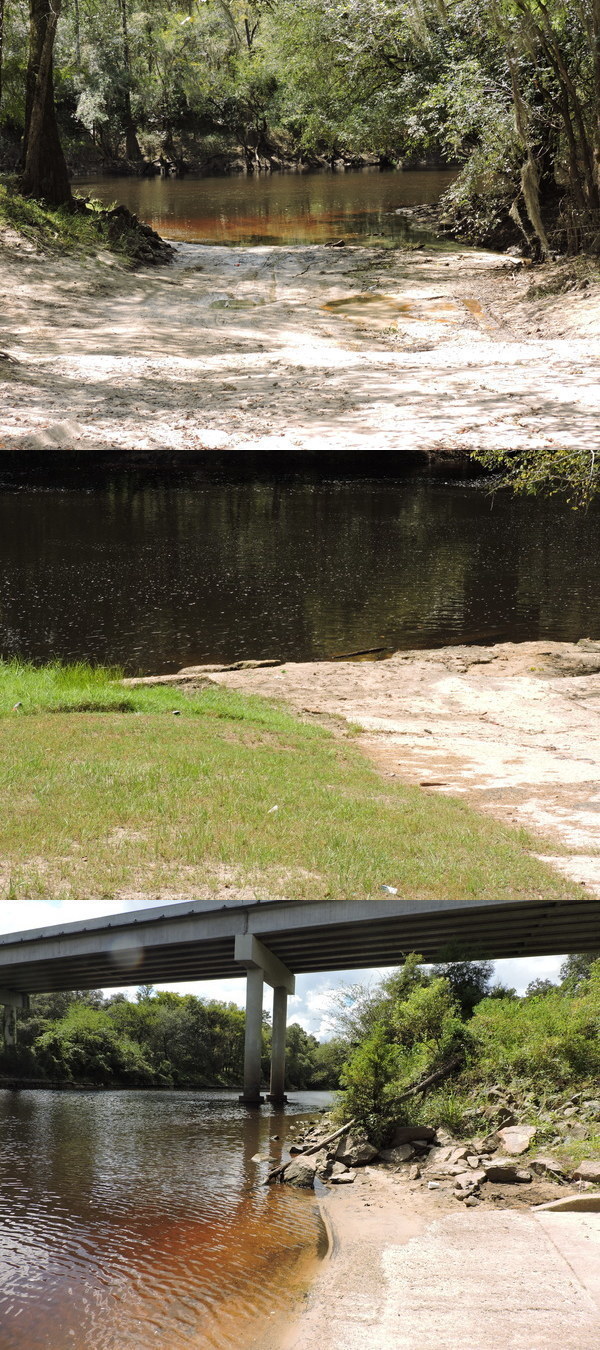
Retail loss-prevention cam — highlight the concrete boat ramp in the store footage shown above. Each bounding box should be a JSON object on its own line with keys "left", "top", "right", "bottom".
{"left": 285, "top": 1175, "right": 600, "bottom": 1350}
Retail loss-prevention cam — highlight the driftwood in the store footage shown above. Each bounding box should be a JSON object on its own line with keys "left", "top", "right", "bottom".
{"left": 395, "top": 1056, "right": 463, "bottom": 1102}
{"left": 266, "top": 1117, "right": 357, "bottom": 1183}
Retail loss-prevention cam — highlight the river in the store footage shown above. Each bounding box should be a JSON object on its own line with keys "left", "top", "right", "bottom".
{"left": 79, "top": 166, "right": 456, "bottom": 246}
{"left": 0, "top": 461, "right": 599, "bottom": 673}
{"left": 0, "top": 1088, "right": 330, "bottom": 1350}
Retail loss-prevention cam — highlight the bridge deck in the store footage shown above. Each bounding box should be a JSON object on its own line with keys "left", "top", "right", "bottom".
{"left": 0, "top": 892, "right": 598, "bottom": 994}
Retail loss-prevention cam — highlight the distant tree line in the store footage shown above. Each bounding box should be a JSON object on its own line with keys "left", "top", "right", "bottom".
{"left": 1, "top": 1, "right": 600, "bottom": 254}
{"left": 0, "top": 985, "right": 346, "bottom": 1090}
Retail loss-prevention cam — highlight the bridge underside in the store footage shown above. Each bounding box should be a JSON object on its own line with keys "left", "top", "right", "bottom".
{"left": 1, "top": 892, "right": 597, "bottom": 1102}
{"left": 0, "top": 893, "right": 598, "bottom": 996}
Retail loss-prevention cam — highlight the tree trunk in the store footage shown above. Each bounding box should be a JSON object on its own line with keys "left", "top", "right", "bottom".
{"left": 120, "top": 0, "right": 142, "bottom": 161}
{"left": 0, "top": 0, "right": 5, "bottom": 111}
{"left": 21, "top": 0, "right": 71, "bottom": 204}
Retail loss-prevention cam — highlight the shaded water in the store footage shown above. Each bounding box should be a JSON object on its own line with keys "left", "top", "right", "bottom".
{"left": 0, "top": 1089, "right": 329, "bottom": 1350}
{"left": 0, "top": 463, "right": 599, "bottom": 674}
{"left": 79, "top": 167, "right": 455, "bottom": 245}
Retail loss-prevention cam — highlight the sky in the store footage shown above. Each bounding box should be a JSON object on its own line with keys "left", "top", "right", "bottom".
{"left": 0, "top": 898, "right": 565, "bottom": 1037}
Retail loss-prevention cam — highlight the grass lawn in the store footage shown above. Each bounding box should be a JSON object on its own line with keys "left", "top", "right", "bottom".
{"left": 0, "top": 661, "right": 582, "bottom": 907}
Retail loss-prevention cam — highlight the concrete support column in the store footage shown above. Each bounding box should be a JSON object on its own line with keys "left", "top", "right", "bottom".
{"left": 241, "top": 965, "right": 265, "bottom": 1105}
{"left": 1, "top": 1004, "right": 18, "bottom": 1048}
{"left": 0, "top": 989, "right": 28, "bottom": 1049}
{"left": 267, "top": 985, "right": 288, "bottom": 1105}
{"left": 234, "top": 935, "right": 294, "bottom": 1108}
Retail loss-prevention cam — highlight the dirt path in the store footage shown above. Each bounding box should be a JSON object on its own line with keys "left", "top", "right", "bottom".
{"left": 157, "top": 640, "right": 600, "bottom": 897}
{"left": 1, "top": 234, "right": 599, "bottom": 451}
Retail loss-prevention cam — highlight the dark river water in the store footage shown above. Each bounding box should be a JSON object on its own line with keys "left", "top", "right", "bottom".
{"left": 0, "top": 462, "right": 598, "bottom": 673}
{"left": 80, "top": 167, "right": 456, "bottom": 245}
{"left": 0, "top": 1089, "right": 330, "bottom": 1350}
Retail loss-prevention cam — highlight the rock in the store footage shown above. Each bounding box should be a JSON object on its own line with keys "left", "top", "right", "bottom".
{"left": 466, "top": 1155, "right": 482, "bottom": 1169}
{"left": 530, "top": 1156, "right": 567, "bottom": 1179}
{"left": 483, "top": 1159, "right": 532, "bottom": 1183}
{"left": 565, "top": 1124, "right": 589, "bottom": 1141}
{"left": 572, "top": 1160, "right": 600, "bottom": 1183}
{"left": 484, "top": 1105, "right": 517, "bottom": 1127}
{"left": 331, "top": 1160, "right": 350, "bottom": 1176}
{"left": 497, "top": 1125, "right": 536, "bottom": 1155}
{"left": 464, "top": 1195, "right": 481, "bottom": 1207}
{"left": 335, "top": 1134, "right": 379, "bottom": 1166}
{"left": 428, "top": 1144, "right": 469, "bottom": 1165}
{"left": 283, "top": 1157, "right": 317, "bottom": 1189}
{"left": 454, "top": 1170, "right": 486, "bottom": 1191}
{"left": 379, "top": 1144, "right": 414, "bottom": 1164}
{"left": 330, "top": 1170, "right": 356, "bottom": 1184}
{"left": 391, "top": 1125, "right": 436, "bottom": 1144}
{"left": 408, "top": 1164, "right": 421, "bottom": 1180}
{"left": 583, "top": 1100, "right": 600, "bottom": 1114}
{"left": 312, "top": 1150, "right": 331, "bottom": 1179}
{"left": 435, "top": 1129, "right": 455, "bottom": 1146}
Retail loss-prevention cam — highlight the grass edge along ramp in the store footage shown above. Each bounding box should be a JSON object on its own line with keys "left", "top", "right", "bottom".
{"left": 0, "top": 660, "right": 581, "bottom": 908}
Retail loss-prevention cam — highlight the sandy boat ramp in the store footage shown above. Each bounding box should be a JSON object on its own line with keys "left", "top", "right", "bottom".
{"left": 1, "top": 233, "right": 599, "bottom": 453}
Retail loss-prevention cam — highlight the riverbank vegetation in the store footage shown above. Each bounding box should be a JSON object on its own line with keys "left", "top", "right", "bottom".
{"left": 0, "top": 660, "right": 580, "bottom": 906}
{"left": 0, "top": 180, "right": 171, "bottom": 261}
{"left": 2, "top": 2, "right": 600, "bottom": 254}
{"left": 334, "top": 952, "right": 600, "bottom": 1165}
{"left": 0, "top": 984, "right": 346, "bottom": 1088}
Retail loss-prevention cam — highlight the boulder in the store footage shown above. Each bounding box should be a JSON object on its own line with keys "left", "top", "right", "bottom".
{"left": 312, "top": 1150, "right": 331, "bottom": 1179}
{"left": 572, "top": 1160, "right": 600, "bottom": 1183}
{"left": 330, "top": 1169, "right": 356, "bottom": 1185}
{"left": 391, "top": 1125, "right": 436, "bottom": 1145}
{"left": 453, "top": 1170, "right": 486, "bottom": 1191}
{"left": 530, "top": 1156, "right": 567, "bottom": 1179}
{"left": 283, "top": 1157, "right": 317, "bottom": 1189}
{"left": 428, "top": 1144, "right": 467, "bottom": 1165}
{"left": 335, "top": 1134, "right": 378, "bottom": 1166}
{"left": 564, "top": 1123, "right": 589, "bottom": 1141}
{"left": 497, "top": 1125, "right": 536, "bottom": 1155}
{"left": 379, "top": 1144, "right": 414, "bottom": 1164}
{"left": 483, "top": 1158, "right": 532, "bottom": 1183}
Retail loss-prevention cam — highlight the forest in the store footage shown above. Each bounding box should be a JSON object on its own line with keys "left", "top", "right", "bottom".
{"left": 1, "top": 1, "right": 600, "bottom": 253}
{"left": 0, "top": 985, "right": 347, "bottom": 1089}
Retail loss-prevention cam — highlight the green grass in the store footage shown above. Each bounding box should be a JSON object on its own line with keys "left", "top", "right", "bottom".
{"left": 0, "top": 660, "right": 585, "bottom": 906}
{"left": 0, "top": 181, "right": 167, "bottom": 264}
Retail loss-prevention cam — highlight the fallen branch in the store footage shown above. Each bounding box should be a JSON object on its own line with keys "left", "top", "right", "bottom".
{"left": 266, "top": 1117, "right": 357, "bottom": 1183}
{"left": 396, "top": 1056, "right": 462, "bottom": 1102}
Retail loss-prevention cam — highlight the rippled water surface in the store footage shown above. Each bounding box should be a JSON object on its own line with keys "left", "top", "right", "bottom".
{"left": 0, "top": 1089, "right": 329, "bottom": 1350}
{"left": 79, "top": 167, "right": 456, "bottom": 245}
{"left": 0, "top": 464, "right": 599, "bottom": 672}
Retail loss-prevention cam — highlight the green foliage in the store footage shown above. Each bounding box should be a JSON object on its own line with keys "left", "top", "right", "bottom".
{"left": 471, "top": 961, "right": 600, "bottom": 1087}
{"left": 0, "top": 182, "right": 165, "bottom": 263}
{"left": 0, "top": 986, "right": 341, "bottom": 1090}
{"left": 33, "top": 1003, "right": 156, "bottom": 1085}
{"left": 333, "top": 954, "right": 600, "bottom": 1144}
{"left": 473, "top": 443, "right": 600, "bottom": 508}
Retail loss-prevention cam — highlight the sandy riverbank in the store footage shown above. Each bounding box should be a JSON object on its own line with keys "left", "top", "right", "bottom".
{"left": 1, "top": 230, "right": 599, "bottom": 452}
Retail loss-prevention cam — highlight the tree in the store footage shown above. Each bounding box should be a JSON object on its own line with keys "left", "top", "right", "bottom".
{"left": 21, "top": 0, "right": 71, "bottom": 203}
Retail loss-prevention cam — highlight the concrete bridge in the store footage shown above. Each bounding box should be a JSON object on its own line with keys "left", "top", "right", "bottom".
{"left": 0, "top": 890, "right": 598, "bottom": 1102}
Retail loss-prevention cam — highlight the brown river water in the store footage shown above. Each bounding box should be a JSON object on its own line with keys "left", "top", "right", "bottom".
{"left": 0, "top": 1089, "right": 331, "bottom": 1350}
{"left": 79, "top": 166, "right": 456, "bottom": 245}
